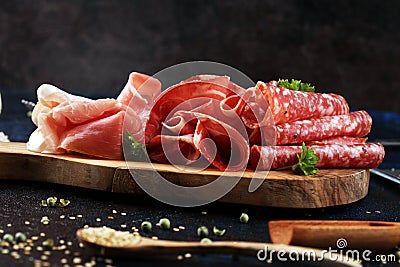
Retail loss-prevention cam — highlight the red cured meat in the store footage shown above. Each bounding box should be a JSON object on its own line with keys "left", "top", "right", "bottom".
{"left": 249, "top": 81, "right": 350, "bottom": 125}
{"left": 252, "top": 110, "right": 372, "bottom": 146}
{"left": 305, "top": 136, "right": 367, "bottom": 146}
{"left": 145, "top": 79, "right": 243, "bottom": 143}
{"left": 193, "top": 115, "right": 249, "bottom": 171}
{"left": 250, "top": 143, "right": 385, "bottom": 170}
{"left": 147, "top": 134, "right": 200, "bottom": 165}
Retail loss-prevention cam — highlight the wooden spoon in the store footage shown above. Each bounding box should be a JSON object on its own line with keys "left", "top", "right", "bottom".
{"left": 76, "top": 226, "right": 361, "bottom": 266}
{"left": 269, "top": 220, "right": 400, "bottom": 252}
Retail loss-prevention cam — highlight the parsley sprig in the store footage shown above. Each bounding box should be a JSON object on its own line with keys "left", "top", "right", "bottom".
{"left": 277, "top": 79, "right": 315, "bottom": 92}
{"left": 123, "top": 132, "right": 147, "bottom": 162}
{"left": 279, "top": 142, "right": 319, "bottom": 175}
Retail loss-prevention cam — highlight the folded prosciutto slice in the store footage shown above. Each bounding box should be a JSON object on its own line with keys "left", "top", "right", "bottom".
{"left": 28, "top": 72, "right": 161, "bottom": 159}
{"left": 250, "top": 143, "right": 385, "bottom": 170}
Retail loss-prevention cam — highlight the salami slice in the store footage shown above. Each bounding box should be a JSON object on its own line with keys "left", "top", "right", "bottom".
{"left": 254, "top": 81, "right": 350, "bottom": 125}
{"left": 305, "top": 136, "right": 367, "bottom": 146}
{"left": 250, "top": 143, "right": 385, "bottom": 170}
{"left": 252, "top": 110, "right": 372, "bottom": 146}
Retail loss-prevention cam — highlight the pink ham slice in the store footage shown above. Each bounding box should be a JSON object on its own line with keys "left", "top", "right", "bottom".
{"left": 250, "top": 143, "right": 385, "bottom": 170}
{"left": 28, "top": 72, "right": 161, "bottom": 159}
{"left": 60, "top": 111, "right": 125, "bottom": 159}
{"left": 243, "top": 81, "right": 350, "bottom": 126}
{"left": 28, "top": 84, "right": 123, "bottom": 155}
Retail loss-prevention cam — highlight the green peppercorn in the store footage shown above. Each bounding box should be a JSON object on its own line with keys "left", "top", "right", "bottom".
{"left": 159, "top": 218, "right": 170, "bottom": 230}
{"left": 200, "top": 238, "right": 212, "bottom": 244}
{"left": 59, "top": 199, "right": 70, "bottom": 207}
{"left": 15, "top": 232, "right": 27, "bottom": 243}
{"left": 197, "top": 226, "right": 209, "bottom": 237}
{"left": 141, "top": 221, "right": 152, "bottom": 232}
{"left": 213, "top": 226, "right": 226, "bottom": 236}
{"left": 46, "top": 197, "right": 57, "bottom": 207}
{"left": 239, "top": 213, "right": 249, "bottom": 223}
{"left": 42, "top": 238, "right": 54, "bottom": 248}
{"left": 3, "top": 233, "right": 14, "bottom": 243}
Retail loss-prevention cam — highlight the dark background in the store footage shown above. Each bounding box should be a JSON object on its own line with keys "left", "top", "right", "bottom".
{"left": 1, "top": 0, "right": 400, "bottom": 112}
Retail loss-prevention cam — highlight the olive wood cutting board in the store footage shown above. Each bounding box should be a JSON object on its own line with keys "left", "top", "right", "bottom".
{"left": 0, "top": 142, "right": 369, "bottom": 208}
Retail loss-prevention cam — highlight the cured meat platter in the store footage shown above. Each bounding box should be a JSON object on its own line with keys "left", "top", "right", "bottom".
{"left": 0, "top": 142, "right": 369, "bottom": 208}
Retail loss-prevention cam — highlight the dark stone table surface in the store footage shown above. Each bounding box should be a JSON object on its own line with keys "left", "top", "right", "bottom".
{"left": 0, "top": 89, "right": 399, "bottom": 266}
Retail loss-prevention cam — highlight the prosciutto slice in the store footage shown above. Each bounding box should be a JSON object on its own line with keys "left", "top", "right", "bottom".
{"left": 28, "top": 72, "right": 161, "bottom": 159}
{"left": 250, "top": 143, "right": 385, "bottom": 170}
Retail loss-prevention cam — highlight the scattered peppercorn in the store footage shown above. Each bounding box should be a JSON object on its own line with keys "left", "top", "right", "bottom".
{"left": 3, "top": 233, "right": 14, "bottom": 243}
{"left": 200, "top": 238, "right": 212, "bottom": 244}
{"left": 197, "top": 226, "right": 209, "bottom": 237}
{"left": 141, "top": 221, "right": 152, "bottom": 233}
{"left": 15, "top": 232, "right": 27, "bottom": 243}
{"left": 46, "top": 197, "right": 57, "bottom": 207}
{"left": 240, "top": 213, "right": 249, "bottom": 223}
{"left": 42, "top": 238, "right": 54, "bottom": 249}
{"left": 213, "top": 226, "right": 226, "bottom": 236}
{"left": 159, "top": 218, "right": 170, "bottom": 230}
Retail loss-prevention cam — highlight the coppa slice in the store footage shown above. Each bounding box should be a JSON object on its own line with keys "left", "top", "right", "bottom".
{"left": 145, "top": 79, "right": 242, "bottom": 143}
{"left": 147, "top": 134, "right": 200, "bottom": 165}
{"left": 244, "top": 81, "right": 350, "bottom": 126}
{"left": 250, "top": 110, "right": 372, "bottom": 146}
{"left": 250, "top": 143, "right": 385, "bottom": 170}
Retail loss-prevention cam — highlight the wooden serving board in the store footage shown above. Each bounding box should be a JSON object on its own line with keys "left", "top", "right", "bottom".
{"left": 0, "top": 142, "right": 369, "bottom": 208}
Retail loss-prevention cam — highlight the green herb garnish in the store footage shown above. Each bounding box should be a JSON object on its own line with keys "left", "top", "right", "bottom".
{"left": 123, "top": 132, "right": 147, "bottom": 161}
{"left": 277, "top": 79, "right": 315, "bottom": 92}
{"left": 290, "top": 142, "right": 319, "bottom": 175}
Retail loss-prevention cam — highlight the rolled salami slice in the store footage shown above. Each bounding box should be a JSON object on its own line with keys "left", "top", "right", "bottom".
{"left": 255, "top": 81, "right": 350, "bottom": 125}
{"left": 250, "top": 143, "right": 385, "bottom": 170}
{"left": 251, "top": 110, "right": 372, "bottom": 146}
{"left": 305, "top": 136, "right": 367, "bottom": 146}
